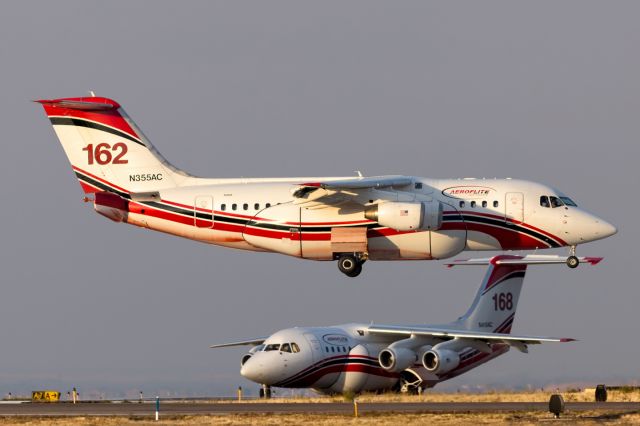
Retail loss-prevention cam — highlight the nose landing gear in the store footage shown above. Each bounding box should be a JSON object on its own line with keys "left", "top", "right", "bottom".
{"left": 337, "top": 253, "right": 367, "bottom": 277}
{"left": 567, "top": 245, "right": 580, "bottom": 269}
{"left": 259, "top": 384, "right": 272, "bottom": 399}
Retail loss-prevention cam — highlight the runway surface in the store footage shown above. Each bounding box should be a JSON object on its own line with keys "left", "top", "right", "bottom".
{"left": 0, "top": 401, "right": 638, "bottom": 416}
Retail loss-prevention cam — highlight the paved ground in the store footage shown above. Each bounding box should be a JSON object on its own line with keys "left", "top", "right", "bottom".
{"left": 0, "top": 401, "right": 638, "bottom": 416}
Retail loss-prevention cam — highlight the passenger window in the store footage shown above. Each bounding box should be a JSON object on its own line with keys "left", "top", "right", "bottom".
{"left": 264, "top": 344, "right": 280, "bottom": 352}
{"left": 254, "top": 203, "right": 260, "bottom": 210}
{"left": 243, "top": 203, "right": 248, "bottom": 210}
{"left": 549, "top": 196, "right": 564, "bottom": 208}
{"left": 540, "top": 196, "right": 550, "bottom": 208}
{"left": 232, "top": 203, "right": 237, "bottom": 211}
{"left": 482, "top": 201, "right": 487, "bottom": 208}
{"left": 459, "top": 201, "right": 465, "bottom": 208}
{"left": 266, "top": 203, "right": 271, "bottom": 208}
{"left": 470, "top": 201, "right": 476, "bottom": 208}
{"left": 493, "top": 201, "right": 499, "bottom": 208}
{"left": 331, "top": 347, "right": 335, "bottom": 353}
{"left": 291, "top": 343, "right": 300, "bottom": 353}
{"left": 414, "top": 182, "right": 423, "bottom": 189}
{"left": 221, "top": 204, "right": 226, "bottom": 211}
{"left": 281, "top": 343, "right": 291, "bottom": 353}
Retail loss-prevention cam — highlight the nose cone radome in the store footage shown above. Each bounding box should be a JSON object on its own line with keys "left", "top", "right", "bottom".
{"left": 593, "top": 218, "right": 617, "bottom": 240}
{"left": 240, "top": 354, "right": 278, "bottom": 385}
{"left": 240, "top": 357, "right": 263, "bottom": 383}
{"left": 576, "top": 212, "right": 617, "bottom": 243}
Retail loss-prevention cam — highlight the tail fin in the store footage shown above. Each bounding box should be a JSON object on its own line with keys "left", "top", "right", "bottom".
{"left": 458, "top": 255, "right": 528, "bottom": 334}
{"left": 36, "top": 96, "right": 190, "bottom": 195}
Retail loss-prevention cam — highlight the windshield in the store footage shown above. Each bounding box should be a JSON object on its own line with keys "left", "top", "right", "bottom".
{"left": 560, "top": 196, "right": 577, "bottom": 207}
{"left": 264, "top": 344, "right": 281, "bottom": 351}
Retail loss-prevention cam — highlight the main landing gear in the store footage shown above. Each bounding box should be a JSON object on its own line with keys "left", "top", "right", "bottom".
{"left": 567, "top": 245, "right": 579, "bottom": 269}
{"left": 337, "top": 253, "right": 367, "bottom": 278}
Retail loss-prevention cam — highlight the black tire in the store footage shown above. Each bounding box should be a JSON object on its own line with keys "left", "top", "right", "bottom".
{"left": 259, "top": 388, "right": 264, "bottom": 398}
{"left": 567, "top": 256, "right": 579, "bottom": 269}
{"left": 345, "top": 263, "right": 362, "bottom": 278}
{"left": 338, "top": 255, "right": 358, "bottom": 275}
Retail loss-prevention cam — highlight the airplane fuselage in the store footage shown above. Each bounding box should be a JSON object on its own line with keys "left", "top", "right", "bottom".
{"left": 88, "top": 172, "right": 614, "bottom": 262}
{"left": 238, "top": 323, "right": 507, "bottom": 394}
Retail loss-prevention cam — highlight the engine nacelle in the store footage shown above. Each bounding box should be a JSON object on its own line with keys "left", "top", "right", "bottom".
{"left": 365, "top": 201, "right": 442, "bottom": 232}
{"left": 378, "top": 347, "right": 417, "bottom": 373}
{"left": 422, "top": 348, "right": 460, "bottom": 375}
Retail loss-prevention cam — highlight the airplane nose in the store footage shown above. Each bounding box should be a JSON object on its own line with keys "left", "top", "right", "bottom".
{"left": 594, "top": 219, "right": 617, "bottom": 239}
{"left": 240, "top": 357, "right": 263, "bottom": 383}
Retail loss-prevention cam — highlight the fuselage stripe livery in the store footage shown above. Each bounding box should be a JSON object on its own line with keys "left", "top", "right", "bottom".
{"left": 73, "top": 165, "right": 567, "bottom": 248}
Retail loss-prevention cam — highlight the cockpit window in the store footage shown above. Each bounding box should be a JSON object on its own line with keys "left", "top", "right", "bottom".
{"left": 560, "top": 197, "right": 577, "bottom": 207}
{"left": 280, "top": 343, "right": 291, "bottom": 353}
{"left": 291, "top": 342, "right": 300, "bottom": 353}
{"left": 549, "top": 196, "right": 564, "bottom": 208}
{"left": 540, "top": 196, "right": 550, "bottom": 208}
{"left": 264, "top": 344, "right": 281, "bottom": 351}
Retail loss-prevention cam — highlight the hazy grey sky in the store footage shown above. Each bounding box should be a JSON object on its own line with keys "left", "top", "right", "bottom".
{"left": 0, "top": 1, "right": 638, "bottom": 396}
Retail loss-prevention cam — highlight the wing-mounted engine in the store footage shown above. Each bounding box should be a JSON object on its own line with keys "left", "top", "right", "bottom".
{"left": 378, "top": 336, "right": 435, "bottom": 373}
{"left": 364, "top": 201, "right": 442, "bottom": 232}
{"left": 378, "top": 347, "right": 418, "bottom": 373}
{"left": 421, "top": 339, "right": 481, "bottom": 375}
{"left": 422, "top": 348, "right": 460, "bottom": 375}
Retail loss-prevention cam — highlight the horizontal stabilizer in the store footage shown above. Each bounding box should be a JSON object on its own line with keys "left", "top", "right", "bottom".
{"left": 446, "top": 254, "right": 602, "bottom": 267}
{"left": 35, "top": 97, "right": 119, "bottom": 111}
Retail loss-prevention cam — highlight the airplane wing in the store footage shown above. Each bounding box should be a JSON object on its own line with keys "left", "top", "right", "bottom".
{"left": 367, "top": 324, "right": 574, "bottom": 345}
{"left": 209, "top": 338, "right": 267, "bottom": 349}
{"left": 292, "top": 175, "right": 413, "bottom": 205}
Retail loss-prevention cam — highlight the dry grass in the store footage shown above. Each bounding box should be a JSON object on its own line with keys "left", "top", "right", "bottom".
{"left": 2, "top": 412, "right": 640, "bottom": 426}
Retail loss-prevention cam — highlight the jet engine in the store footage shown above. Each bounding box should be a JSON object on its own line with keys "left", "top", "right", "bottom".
{"left": 378, "top": 347, "right": 417, "bottom": 373}
{"left": 422, "top": 348, "right": 460, "bottom": 375}
{"left": 364, "top": 201, "right": 442, "bottom": 232}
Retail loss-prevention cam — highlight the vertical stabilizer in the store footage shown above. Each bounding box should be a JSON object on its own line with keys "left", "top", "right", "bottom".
{"left": 36, "top": 96, "right": 190, "bottom": 195}
{"left": 458, "top": 255, "right": 528, "bottom": 334}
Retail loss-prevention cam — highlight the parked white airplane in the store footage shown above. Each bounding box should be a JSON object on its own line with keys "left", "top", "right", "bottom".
{"left": 211, "top": 255, "right": 600, "bottom": 395}
{"left": 36, "top": 96, "right": 616, "bottom": 276}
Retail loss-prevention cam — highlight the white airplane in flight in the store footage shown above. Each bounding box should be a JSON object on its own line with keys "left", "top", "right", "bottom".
{"left": 36, "top": 96, "right": 616, "bottom": 277}
{"left": 211, "top": 255, "right": 599, "bottom": 396}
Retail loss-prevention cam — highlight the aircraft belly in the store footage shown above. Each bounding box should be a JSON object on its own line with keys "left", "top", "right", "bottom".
{"left": 367, "top": 230, "right": 466, "bottom": 260}
{"left": 430, "top": 230, "right": 466, "bottom": 258}
{"left": 465, "top": 230, "right": 501, "bottom": 250}
{"left": 368, "top": 232, "right": 431, "bottom": 260}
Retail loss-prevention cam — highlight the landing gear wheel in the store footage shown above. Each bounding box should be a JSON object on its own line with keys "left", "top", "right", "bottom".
{"left": 567, "top": 255, "right": 579, "bottom": 269}
{"left": 260, "top": 385, "right": 272, "bottom": 399}
{"left": 338, "top": 255, "right": 361, "bottom": 277}
{"left": 345, "top": 263, "right": 362, "bottom": 278}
